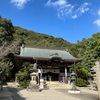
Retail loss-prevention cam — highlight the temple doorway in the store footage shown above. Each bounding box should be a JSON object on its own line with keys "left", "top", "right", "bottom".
{"left": 42, "top": 72, "right": 59, "bottom": 81}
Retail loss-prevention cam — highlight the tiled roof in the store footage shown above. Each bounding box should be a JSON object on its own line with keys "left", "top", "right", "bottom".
{"left": 18, "top": 46, "right": 81, "bottom": 62}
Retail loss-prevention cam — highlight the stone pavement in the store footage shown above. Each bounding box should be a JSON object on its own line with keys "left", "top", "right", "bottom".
{"left": 0, "top": 82, "right": 99, "bottom": 100}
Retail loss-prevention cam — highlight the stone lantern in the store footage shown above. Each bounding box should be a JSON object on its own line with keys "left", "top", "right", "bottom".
{"left": 30, "top": 71, "right": 38, "bottom": 85}
{"left": 27, "top": 63, "right": 39, "bottom": 91}
{"left": 68, "top": 71, "right": 80, "bottom": 93}
{"left": 70, "top": 72, "right": 77, "bottom": 90}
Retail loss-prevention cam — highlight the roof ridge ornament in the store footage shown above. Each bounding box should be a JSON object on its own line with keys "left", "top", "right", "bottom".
{"left": 49, "top": 53, "right": 59, "bottom": 57}
{"left": 22, "top": 44, "right": 25, "bottom": 48}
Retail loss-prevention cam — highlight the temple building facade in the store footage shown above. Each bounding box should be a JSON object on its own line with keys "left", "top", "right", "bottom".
{"left": 15, "top": 45, "right": 81, "bottom": 83}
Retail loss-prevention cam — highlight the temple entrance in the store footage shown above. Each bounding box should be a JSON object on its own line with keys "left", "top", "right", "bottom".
{"left": 42, "top": 72, "right": 59, "bottom": 81}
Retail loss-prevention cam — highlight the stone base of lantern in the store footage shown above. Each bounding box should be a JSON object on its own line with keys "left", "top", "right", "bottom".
{"left": 68, "top": 89, "right": 81, "bottom": 94}
{"left": 27, "top": 81, "right": 39, "bottom": 92}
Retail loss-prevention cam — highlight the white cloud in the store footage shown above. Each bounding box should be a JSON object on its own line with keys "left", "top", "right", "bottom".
{"left": 93, "top": 9, "right": 100, "bottom": 28}
{"left": 46, "top": 0, "right": 91, "bottom": 20}
{"left": 77, "top": 2, "right": 90, "bottom": 14}
{"left": 57, "top": 4, "right": 74, "bottom": 19}
{"left": 72, "top": 14, "right": 78, "bottom": 19}
{"left": 93, "top": 19, "right": 100, "bottom": 27}
{"left": 11, "top": 0, "right": 30, "bottom": 9}
{"left": 98, "top": 8, "right": 100, "bottom": 16}
{"left": 72, "top": 2, "right": 90, "bottom": 19}
{"left": 46, "top": 0, "right": 74, "bottom": 19}
{"left": 46, "top": 0, "right": 67, "bottom": 7}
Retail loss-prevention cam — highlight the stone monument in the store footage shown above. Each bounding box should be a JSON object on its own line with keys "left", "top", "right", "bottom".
{"left": 95, "top": 61, "right": 100, "bottom": 99}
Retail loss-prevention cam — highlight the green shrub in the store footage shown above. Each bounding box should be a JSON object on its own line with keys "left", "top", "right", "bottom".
{"left": 76, "top": 78, "right": 87, "bottom": 87}
{"left": 18, "top": 80, "right": 30, "bottom": 88}
{"left": 16, "top": 62, "right": 31, "bottom": 88}
{"left": 16, "top": 71, "right": 30, "bottom": 88}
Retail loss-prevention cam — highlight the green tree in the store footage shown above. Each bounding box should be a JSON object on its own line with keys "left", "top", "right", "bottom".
{"left": 0, "top": 59, "right": 13, "bottom": 81}
{"left": 16, "top": 62, "right": 31, "bottom": 88}
{"left": 0, "top": 17, "right": 14, "bottom": 44}
{"left": 74, "top": 33, "right": 100, "bottom": 82}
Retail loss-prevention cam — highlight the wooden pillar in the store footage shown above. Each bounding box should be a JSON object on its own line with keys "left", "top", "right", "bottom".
{"left": 35, "top": 60, "right": 40, "bottom": 85}
{"left": 40, "top": 68, "right": 43, "bottom": 78}
{"left": 37, "top": 60, "right": 40, "bottom": 85}
{"left": 65, "top": 66, "right": 67, "bottom": 83}
{"left": 74, "top": 62, "right": 76, "bottom": 73}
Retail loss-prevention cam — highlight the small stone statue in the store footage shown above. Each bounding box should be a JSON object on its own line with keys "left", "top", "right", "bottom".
{"left": 33, "top": 63, "right": 38, "bottom": 70}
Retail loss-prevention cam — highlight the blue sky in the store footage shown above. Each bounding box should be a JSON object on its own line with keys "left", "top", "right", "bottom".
{"left": 0, "top": 0, "right": 100, "bottom": 43}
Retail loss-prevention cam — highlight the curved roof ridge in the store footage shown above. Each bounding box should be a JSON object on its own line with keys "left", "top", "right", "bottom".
{"left": 23, "top": 45, "right": 67, "bottom": 51}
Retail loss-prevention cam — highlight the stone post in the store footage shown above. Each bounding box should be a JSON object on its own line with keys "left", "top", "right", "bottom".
{"left": 95, "top": 61, "right": 100, "bottom": 99}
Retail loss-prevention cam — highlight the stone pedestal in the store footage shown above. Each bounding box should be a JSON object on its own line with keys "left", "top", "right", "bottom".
{"left": 68, "top": 81, "right": 80, "bottom": 93}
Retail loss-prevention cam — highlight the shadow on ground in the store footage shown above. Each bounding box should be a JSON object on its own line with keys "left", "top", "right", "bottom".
{"left": 7, "top": 86, "right": 26, "bottom": 100}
